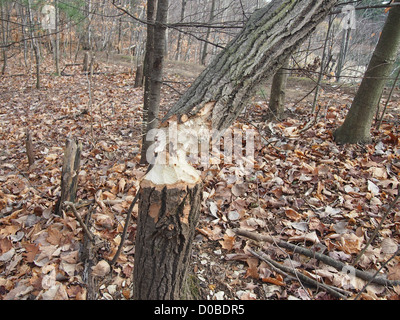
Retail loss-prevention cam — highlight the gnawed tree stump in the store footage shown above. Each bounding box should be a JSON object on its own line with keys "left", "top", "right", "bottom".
{"left": 55, "top": 139, "right": 82, "bottom": 215}
{"left": 133, "top": 178, "right": 202, "bottom": 300}
{"left": 133, "top": 126, "right": 203, "bottom": 299}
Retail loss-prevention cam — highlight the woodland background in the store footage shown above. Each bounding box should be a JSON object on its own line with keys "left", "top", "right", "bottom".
{"left": 1, "top": 0, "right": 400, "bottom": 300}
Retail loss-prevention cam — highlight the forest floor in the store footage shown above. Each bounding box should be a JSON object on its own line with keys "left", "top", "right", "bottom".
{"left": 1, "top": 53, "right": 400, "bottom": 300}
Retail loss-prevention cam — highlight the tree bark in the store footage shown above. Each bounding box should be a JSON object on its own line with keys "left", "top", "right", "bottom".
{"left": 134, "top": 64, "right": 144, "bottom": 88}
{"left": 333, "top": 1, "right": 400, "bottom": 144}
{"left": 133, "top": 180, "right": 202, "bottom": 300}
{"left": 27, "top": 0, "right": 41, "bottom": 89}
{"left": 175, "top": 0, "right": 187, "bottom": 61}
{"left": 54, "top": 0, "right": 60, "bottom": 75}
{"left": 140, "top": 0, "right": 155, "bottom": 152}
{"left": 335, "top": 27, "right": 351, "bottom": 82}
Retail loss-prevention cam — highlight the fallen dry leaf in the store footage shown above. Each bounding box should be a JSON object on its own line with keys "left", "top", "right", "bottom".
{"left": 289, "top": 231, "right": 320, "bottom": 244}
{"left": 91, "top": 260, "right": 111, "bottom": 277}
{"left": 262, "top": 276, "right": 285, "bottom": 286}
{"left": 285, "top": 208, "right": 303, "bottom": 221}
{"left": 219, "top": 234, "right": 235, "bottom": 251}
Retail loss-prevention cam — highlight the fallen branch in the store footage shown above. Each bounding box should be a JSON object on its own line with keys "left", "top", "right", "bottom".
{"left": 353, "top": 185, "right": 400, "bottom": 265}
{"left": 248, "top": 248, "right": 349, "bottom": 299}
{"left": 109, "top": 190, "right": 140, "bottom": 266}
{"left": 234, "top": 228, "right": 400, "bottom": 287}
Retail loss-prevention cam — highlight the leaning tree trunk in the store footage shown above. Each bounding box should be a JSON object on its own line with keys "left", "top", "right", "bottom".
{"left": 333, "top": 1, "right": 400, "bottom": 144}
{"left": 163, "top": 0, "right": 338, "bottom": 134}
{"left": 133, "top": 0, "right": 339, "bottom": 300}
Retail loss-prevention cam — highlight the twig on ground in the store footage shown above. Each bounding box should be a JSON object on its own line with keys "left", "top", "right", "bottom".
{"left": 298, "top": 104, "right": 321, "bottom": 134}
{"left": 234, "top": 228, "right": 400, "bottom": 287}
{"left": 248, "top": 248, "right": 350, "bottom": 299}
{"left": 109, "top": 190, "right": 140, "bottom": 266}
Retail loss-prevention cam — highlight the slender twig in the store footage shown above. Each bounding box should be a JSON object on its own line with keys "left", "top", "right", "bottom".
{"left": 376, "top": 67, "right": 400, "bottom": 130}
{"left": 110, "top": 164, "right": 154, "bottom": 266}
{"left": 110, "top": 190, "right": 140, "bottom": 266}
{"left": 64, "top": 201, "right": 95, "bottom": 243}
{"left": 298, "top": 104, "right": 321, "bottom": 134}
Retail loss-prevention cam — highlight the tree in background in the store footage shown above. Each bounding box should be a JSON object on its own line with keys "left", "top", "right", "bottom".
{"left": 334, "top": 1, "right": 400, "bottom": 144}
{"left": 266, "top": 58, "right": 290, "bottom": 120}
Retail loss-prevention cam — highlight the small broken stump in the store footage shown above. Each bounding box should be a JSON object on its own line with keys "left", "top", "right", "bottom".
{"left": 55, "top": 138, "right": 82, "bottom": 215}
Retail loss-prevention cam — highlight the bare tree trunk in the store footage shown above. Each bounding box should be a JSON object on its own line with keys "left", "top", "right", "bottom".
{"left": 175, "top": 0, "right": 187, "bottom": 61}
{"left": 335, "top": 28, "right": 351, "bottom": 82}
{"left": 82, "top": 51, "right": 89, "bottom": 72}
{"left": 140, "top": 0, "right": 156, "bottom": 164}
{"left": 54, "top": 0, "right": 60, "bottom": 75}
{"left": 1, "top": 1, "right": 10, "bottom": 75}
{"left": 27, "top": 0, "right": 41, "bottom": 89}
{"left": 200, "top": 0, "right": 216, "bottom": 65}
{"left": 266, "top": 58, "right": 290, "bottom": 120}
{"left": 133, "top": 0, "right": 338, "bottom": 300}
{"left": 312, "top": 15, "right": 333, "bottom": 113}
{"left": 140, "top": 0, "right": 169, "bottom": 164}
{"left": 134, "top": 64, "right": 144, "bottom": 87}
{"left": 334, "top": 1, "right": 400, "bottom": 144}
